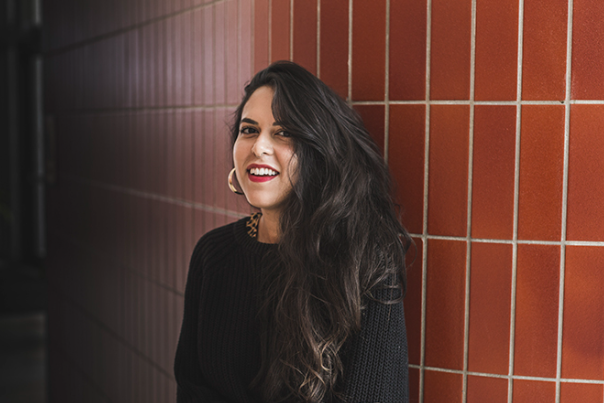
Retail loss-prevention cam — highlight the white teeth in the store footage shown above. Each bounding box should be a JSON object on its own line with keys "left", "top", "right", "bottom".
{"left": 250, "top": 167, "right": 278, "bottom": 176}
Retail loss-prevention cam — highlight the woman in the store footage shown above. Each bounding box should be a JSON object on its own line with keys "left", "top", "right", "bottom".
{"left": 174, "top": 61, "right": 411, "bottom": 403}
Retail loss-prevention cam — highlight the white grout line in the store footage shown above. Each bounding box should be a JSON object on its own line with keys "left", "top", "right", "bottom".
{"left": 462, "top": 1, "right": 477, "bottom": 401}
{"left": 407, "top": 233, "right": 604, "bottom": 247}
{"left": 384, "top": 0, "right": 391, "bottom": 162}
{"left": 352, "top": 100, "right": 574, "bottom": 106}
{"left": 347, "top": 0, "right": 353, "bottom": 102}
{"left": 508, "top": 1, "right": 526, "bottom": 401}
{"left": 556, "top": 0, "right": 574, "bottom": 401}
{"left": 409, "top": 365, "right": 604, "bottom": 384}
{"left": 316, "top": 0, "right": 321, "bottom": 78}
{"left": 289, "top": 0, "right": 294, "bottom": 61}
{"left": 419, "top": 0, "right": 432, "bottom": 400}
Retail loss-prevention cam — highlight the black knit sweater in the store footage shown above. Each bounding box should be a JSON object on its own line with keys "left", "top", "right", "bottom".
{"left": 174, "top": 216, "right": 409, "bottom": 403}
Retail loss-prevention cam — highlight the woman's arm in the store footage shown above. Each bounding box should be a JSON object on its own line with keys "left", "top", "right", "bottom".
{"left": 339, "top": 287, "right": 409, "bottom": 403}
{"left": 174, "top": 240, "right": 231, "bottom": 403}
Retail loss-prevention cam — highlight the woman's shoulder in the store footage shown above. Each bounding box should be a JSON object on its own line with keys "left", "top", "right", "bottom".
{"left": 193, "top": 217, "right": 247, "bottom": 255}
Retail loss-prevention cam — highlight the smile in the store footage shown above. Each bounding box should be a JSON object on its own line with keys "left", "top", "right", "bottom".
{"left": 247, "top": 166, "right": 279, "bottom": 183}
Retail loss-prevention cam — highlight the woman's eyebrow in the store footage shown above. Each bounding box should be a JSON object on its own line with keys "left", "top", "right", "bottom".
{"left": 241, "top": 117, "right": 258, "bottom": 125}
{"left": 241, "top": 117, "right": 282, "bottom": 127}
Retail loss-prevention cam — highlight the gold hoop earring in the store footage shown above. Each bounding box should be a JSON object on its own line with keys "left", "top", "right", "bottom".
{"left": 228, "top": 168, "right": 244, "bottom": 195}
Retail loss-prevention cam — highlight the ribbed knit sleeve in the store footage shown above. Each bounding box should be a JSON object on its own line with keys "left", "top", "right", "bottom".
{"left": 339, "top": 287, "right": 409, "bottom": 403}
{"left": 174, "top": 237, "right": 231, "bottom": 403}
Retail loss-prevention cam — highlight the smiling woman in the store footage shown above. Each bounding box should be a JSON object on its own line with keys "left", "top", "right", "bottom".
{"left": 174, "top": 61, "right": 412, "bottom": 403}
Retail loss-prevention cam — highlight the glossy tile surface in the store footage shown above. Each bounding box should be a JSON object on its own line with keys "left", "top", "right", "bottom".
{"left": 430, "top": 0, "right": 471, "bottom": 99}
{"left": 562, "top": 246, "right": 604, "bottom": 380}
{"left": 571, "top": 0, "right": 604, "bottom": 99}
{"left": 351, "top": 0, "right": 386, "bottom": 101}
{"left": 514, "top": 245, "right": 560, "bottom": 378}
{"left": 292, "top": 0, "right": 317, "bottom": 74}
{"left": 466, "top": 375, "right": 507, "bottom": 403}
{"left": 471, "top": 106, "right": 516, "bottom": 240}
{"left": 474, "top": 0, "right": 518, "bottom": 100}
{"left": 388, "top": 105, "right": 425, "bottom": 234}
{"left": 518, "top": 105, "right": 565, "bottom": 241}
{"left": 425, "top": 239, "right": 466, "bottom": 370}
{"left": 522, "top": 0, "right": 567, "bottom": 100}
{"left": 389, "top": 0, "right": 427, "bottom": 100}
{"left": 468, "top": 242, "right": 511, "bottom": 375}
{"left": 567, "top": 105, "right": 604, "bottom": 241}
{"left": 513, "top": 380, "right": 556, "bottom": 403}
{"left": 428, "top": 105, "right": 469, "bottom": 237}
{"left": 423, "top": 371, "right": 462, "bottom": 403}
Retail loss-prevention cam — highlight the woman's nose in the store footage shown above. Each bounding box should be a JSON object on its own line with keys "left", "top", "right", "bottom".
{"left": 251, "top": 131, "right": 273, "bottom": 157}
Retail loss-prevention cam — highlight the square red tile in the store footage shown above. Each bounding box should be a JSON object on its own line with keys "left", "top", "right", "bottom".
{"left": 319, "top": 0, "right": 349, "bottom": 99}
{"left": 567, "top": 105, "right": 604, "bottom": 241}
{"left": 474, "top": 0, "right": 518, "bottom": 101}
{"left": 560, "top": 382, "right": 603, "bottom": 403}
{"left": 518, "top": 105, "right": 564, "bottom": 241}
{"left": 404, "top": 237, "right": 423, "bottom": 366}
{"left": 466, "top": 375, "right": 508, "bottom": 403}
{"left": 471, "top": 105, "right": 516, "bottom": 240}
{"left": 424, "top": 370, "right": 462, "bottom": 403}
{"left": 514, "top": 245, "right": 560, "bottom": 378}
{"left": 522, "top": 0, "right": 567, "bottom": 100}
{"left": 254, "top": 0, "right": 270, "bottom": 72}
{"left": 468, "top": 242, "right": 512, "bottom": 375}
{"left": 214, "top": 1, "right": 226, "bottom": 105}
{"left": 271, "top": 0, "right": 291, "bottom": 62}
{"left": 293, "top": 0, "right": 317, "bottom": 74}
{"left": 562, "top": 246, "right": 604, "bottom": 380}
{"left": 428, "top": 105, "right": 469, "bottom": 237}
{"left": 351, "top": 0, "right": 386, "bottom": 101}
{"left": 353, "top": 104, "right": 385, "bottom": 155}
{"left": 425, "top": 239, "right": 466, "bottom": 370}
{"left": 513, "top": 380, "right": 556, "bottom": 403}
{"left": 571, "top": 0, "right": 604, "bottom": 99}
{"left": 430, "top": 0, "right": 472, "bottom": 100}
{"left": 388, "top": 104, "right": 425, "bottom": 234}
{"left": 389, "top": 0, "right": 427, "bottom": 100}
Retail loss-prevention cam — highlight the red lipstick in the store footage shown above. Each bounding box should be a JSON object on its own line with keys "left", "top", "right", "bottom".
{"left": 246, "top": 163, "right": 279, "bottom": 183}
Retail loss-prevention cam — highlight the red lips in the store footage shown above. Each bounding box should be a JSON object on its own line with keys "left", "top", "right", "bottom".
{"left": 246, "top": 163, "right": 279, "bottom": 183}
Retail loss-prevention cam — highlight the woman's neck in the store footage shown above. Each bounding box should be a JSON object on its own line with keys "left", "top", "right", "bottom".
{"left": 257, "top": 210, "right": 281, "bottom": 244}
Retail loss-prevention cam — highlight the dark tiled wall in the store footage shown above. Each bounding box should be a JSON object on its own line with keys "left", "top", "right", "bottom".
{"left": 43, "top": 0, "right": 253, "bottom": 401}
{"left": 255, "top": 0, "right": 604, "bottom": 402}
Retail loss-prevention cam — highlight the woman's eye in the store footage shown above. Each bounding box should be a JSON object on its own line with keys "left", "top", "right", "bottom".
{"left": 240, "top": 126, "right": 257, "bottom": 135}
{"left": 276, "top": 130, "right": 290, "bottom": 138}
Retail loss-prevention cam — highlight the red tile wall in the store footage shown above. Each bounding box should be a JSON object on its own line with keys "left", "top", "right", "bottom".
{"left": 44, "top": 0, "right": 604, "bottom": 401}
{"left": 43, "top": 1, "right": 253, "bottom": 402}
{"left": 254, "top": 0, "right": 604, "bottom": 402}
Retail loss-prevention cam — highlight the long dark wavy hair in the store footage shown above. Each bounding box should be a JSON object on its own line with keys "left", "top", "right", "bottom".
{"left": 231, "top": 61, "right": 411, "bottom": 403}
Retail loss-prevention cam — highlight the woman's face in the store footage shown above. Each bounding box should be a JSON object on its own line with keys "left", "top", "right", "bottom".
{"left": 233, "top": 86, "right": 297, "bottom": 213}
